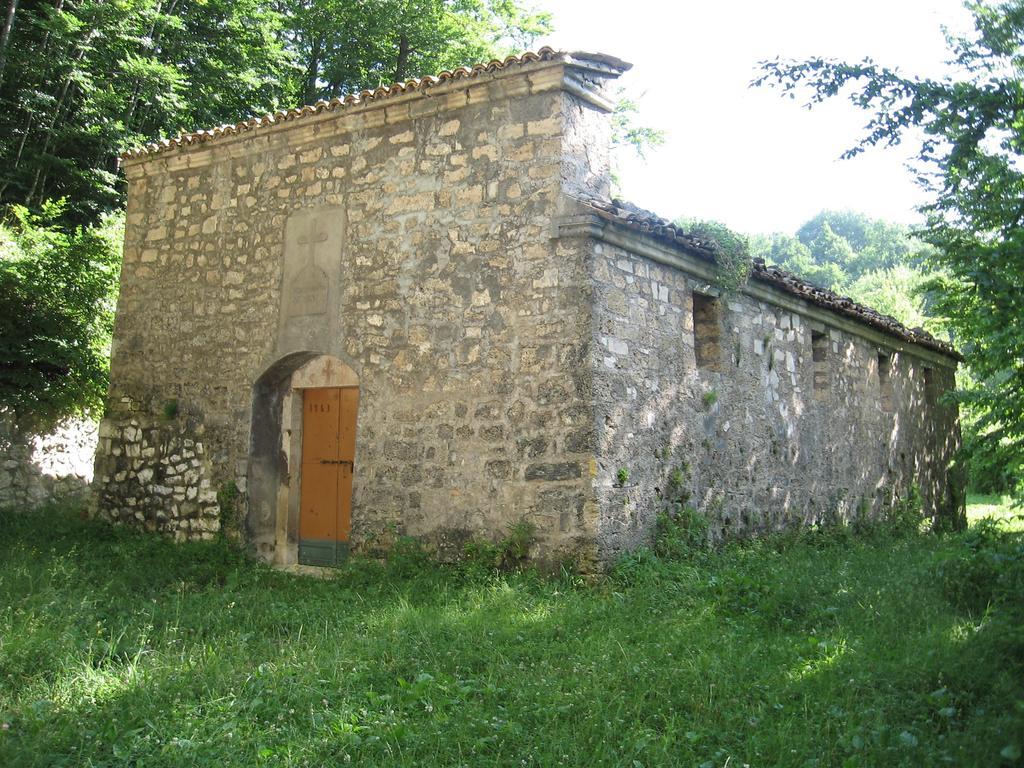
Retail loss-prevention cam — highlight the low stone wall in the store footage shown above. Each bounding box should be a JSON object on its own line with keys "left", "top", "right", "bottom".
{"left": 93, "top": 399, "right": 224, "bottom": 540}
{"left": 0, "top": 415, "right": 97, "bottom": 509}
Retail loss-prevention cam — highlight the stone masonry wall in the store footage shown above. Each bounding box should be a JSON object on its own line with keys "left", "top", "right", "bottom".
{"left": 0, "top": 415, "right": 97, "bottom": 510}
{"left": 588, "top": 235, "right": 962, "bottom": 559}
{"left": 94, "top": 59, "right": 619, "bottom": 565}
{"left": 95, "top": 50, "right": 961, "bottom": 567}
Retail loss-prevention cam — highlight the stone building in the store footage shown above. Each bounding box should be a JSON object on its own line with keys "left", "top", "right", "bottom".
{"left": 93, "top": 48, "right": 963, "bottom": 568}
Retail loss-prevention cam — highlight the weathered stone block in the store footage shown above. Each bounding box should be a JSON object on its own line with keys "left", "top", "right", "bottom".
{"left": 525, "top": 462, "right": 582, "bottom": 482}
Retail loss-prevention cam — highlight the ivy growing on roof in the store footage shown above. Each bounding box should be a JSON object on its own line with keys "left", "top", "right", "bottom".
{"left": 678, "top": 219, "right": 753, "bottom": 293}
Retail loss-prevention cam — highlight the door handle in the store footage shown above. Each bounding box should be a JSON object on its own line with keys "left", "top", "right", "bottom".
{"left": 320, "top": 459, "right": 353, "bottom": 467}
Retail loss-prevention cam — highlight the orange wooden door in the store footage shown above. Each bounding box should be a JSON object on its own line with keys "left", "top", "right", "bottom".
{"left": 299, "top": 387, "right": 358, "bottom": 565}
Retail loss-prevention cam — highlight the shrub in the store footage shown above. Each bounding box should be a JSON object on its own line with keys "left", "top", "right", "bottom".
{"left": 938, "top": 519, "right": 1024, "bottom": 615}
{"left": 460, "top": 520, "right": 537, "bottom": 577}
{"left": 0, "top": 202, "right": 122, "bottom": 430}
{"left": 654, "top": 505, "right": 709, "bottom": 559}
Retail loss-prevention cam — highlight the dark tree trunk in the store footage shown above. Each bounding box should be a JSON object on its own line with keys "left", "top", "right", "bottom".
{"left": 303, "top": 35, "right": 321, "bottom": 104}
{"left": 0, "top": 0, "right": 20, "bottom": 82}
{"left": 394, "top": 34, "right": 409, "bottom": 83}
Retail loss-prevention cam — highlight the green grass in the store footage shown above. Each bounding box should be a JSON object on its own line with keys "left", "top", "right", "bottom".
{"left": 0, "top": 504, "right": 1022, "bottom": 767}
{"left": 967, "top": 492, "right": 1022, "bottom": 530}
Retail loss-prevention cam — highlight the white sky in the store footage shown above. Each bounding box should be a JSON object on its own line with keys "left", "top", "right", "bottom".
{"left": 536, "top": 0, "right": 974, "bottom": 235}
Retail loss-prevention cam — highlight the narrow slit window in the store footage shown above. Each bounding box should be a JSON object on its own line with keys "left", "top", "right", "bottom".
{"left": 692, "top": 292, "right": 721, "bottom": 371}
{"left": 923, "top": 366, "right": 936, "bottom": 410}
{"left": 811, "top": 330, "right": 829, "bottom": 398}
{"left": 878, "top": 352, "right": 894, "bottom": 413}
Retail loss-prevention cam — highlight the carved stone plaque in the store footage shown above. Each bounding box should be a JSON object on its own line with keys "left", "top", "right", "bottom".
{"left": 282, "top": 210, "right": 337, "bottom": 315}
{"left": 278, "top": 207, "right": 346, "bottom": 351}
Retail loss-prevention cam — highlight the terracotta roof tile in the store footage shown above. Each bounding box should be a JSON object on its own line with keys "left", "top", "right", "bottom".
{"left": 122, "top": 47, "right": 616, "bottom": 160}
{"left": 578, "top": 197, "right": 961, "bottom": 360}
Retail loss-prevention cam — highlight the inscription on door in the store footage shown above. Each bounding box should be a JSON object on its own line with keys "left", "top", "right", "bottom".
{"left": 298, "top": 387, "right": 358, "bottom": 566}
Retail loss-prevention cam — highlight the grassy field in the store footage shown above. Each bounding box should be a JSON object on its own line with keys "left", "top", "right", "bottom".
{"left": 967, "top": 493, "right": 1021, "bottom": 528}
{"left": 0, "top": 497, "right": 1021, "bottom": 767}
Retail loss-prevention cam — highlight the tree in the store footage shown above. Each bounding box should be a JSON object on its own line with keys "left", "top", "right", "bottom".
{"left": 755, "top": 231, "right": 845, "bottom": 290}
{"left": 755, "top": 1, "right": 1024, "bottom": 498}
{"left": 752, "top": 212, "right": 925, "bottom": 295}
{"left": 0, "top": 0, "right": 295, "bottom": 226}
{"left": 846, "top": 265, "right": 932, "bottom": 331}
{"left": 796, "top": 210, "right": 920, "bottom": 278}
{"left": 610, "top": 88, "right": 665, "bottom": 195}
{"left": 0, "top": 1, "right": 553, "bottom": 225}
{"left": 0, "top": 202, "right": 122, "bottom": 430}
{"left": 280, "top": 0, "right": 552, "bottom": 104}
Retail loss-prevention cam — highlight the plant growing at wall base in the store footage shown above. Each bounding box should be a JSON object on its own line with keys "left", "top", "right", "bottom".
{"left": 654, "top": 505, "right": 709, "bottom": 558}
{"left": 886, "top": 484, "right": 925, "bottom": 537}
{"left": 461, "top": 519, "right": 537, "bottom": 575}
{"left": 216, "top": 481, "right": 241, "bottom": 538}
{"left": 669, "top": 465, "right": 689, "bottom": 491}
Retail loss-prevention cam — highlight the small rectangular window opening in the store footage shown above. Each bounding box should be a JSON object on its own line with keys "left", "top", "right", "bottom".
{"left": 811, "top": 331, "right": 829, "bottom": 399}
{"left": 692, "top": 292, "right": 721, "bottom": 371}
{"left": 878, "top": 352, "right": 894, "bottom": 413}
{"left": 923, "top": 366, "right": 936, "bottom": 409}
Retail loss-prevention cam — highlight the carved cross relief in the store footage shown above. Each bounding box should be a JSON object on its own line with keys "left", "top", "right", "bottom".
{"left": 287, "top": 216, "right": 330, "bottom": 317}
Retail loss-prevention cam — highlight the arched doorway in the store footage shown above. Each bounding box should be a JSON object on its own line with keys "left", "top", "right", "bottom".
{"left": 248, "top": 353, "right": 359, "bottom": 566}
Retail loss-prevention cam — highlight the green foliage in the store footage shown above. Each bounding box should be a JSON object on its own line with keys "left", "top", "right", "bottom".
{"left": 938, "top": 517, "right": 1024, "bottom": 614}
{"left": 0, "top": 0, "right": 554, "bottom": 426}
{"left": 846, "top": 265, "right": 933, "bottom": 330}
{"left": 754, "top": 231, "right": 848, "bottom": 291}
{"left": 609, "top": 88, "right": 665, "bottom": 194}
{"left": 461, "top": 519, "right": 537, "bottom": 576}
{"left": 0, "top": 0, "right": 551, "bottom": 225}
{"left": 750, "top": 209, "right": 938, "bottom": 330}
{"left": 848, "top": 485, "right": 926, "bottom": 539}
{"left": 161, "top": 399, "right": 179, "bottom": 420}
{"left": 4, "top": 504, "right": 1021, "bottom": 766}
{"left": 386, "top": 534, "right": 433, "bottom": 577}
{"left": 886, "top": 484, "right": 926, "bottom": 537}
{"left": 961, "top": 404, "right": 1023, "bottom": 494}
{"left": 284, "top": 0, "right": 553, "bottom": 104}
{"left": 610, "top": 90, "right": 665, "bottom": 158}
{"left": 615, "top": 466, "right": 630, "bottom": 486}
{"left": 653, "top": 505, "right": 709, "bottom": 558}
{"left": 796, "top": 210, "right": 921, "bottom": 278}
{"left": 702, "top": 390, "right": 718, "bottom": 408}
{"left": 0, "top": 0, "right": 296, "bottom": 225}
{"left": 755, "top": 2, "right": 1024, "bottom": 503}
{"left": 679, "top": 218, "right": 752, "bottom": 292}
{"left": 216, "top": 480, "right": 241, "bottom": 536}
{"left": 0, "top": 202, "right": 121, "bottom": 429}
